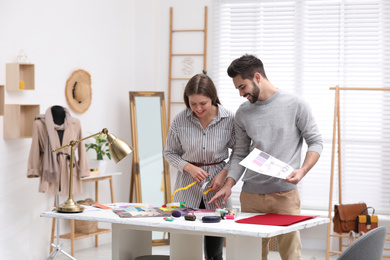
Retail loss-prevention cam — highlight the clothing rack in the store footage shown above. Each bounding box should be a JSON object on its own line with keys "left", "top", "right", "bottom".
{"left": 326, "top": 86, "right": 390, "bottom": 260}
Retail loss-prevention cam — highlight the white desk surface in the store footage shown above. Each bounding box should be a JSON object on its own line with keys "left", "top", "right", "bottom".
{"left": 81, "top": 172, "right": 122, "bottom": 180}
{"left": 41, "top": 206, "right": 330, "bottom": 239}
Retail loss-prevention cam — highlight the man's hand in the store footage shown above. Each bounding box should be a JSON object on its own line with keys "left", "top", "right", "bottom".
{"left": 208, "top": 169, "right": 227, "bottom": 191}
{"left": 285, "top": 151, "right": 320, "bottom": 185}
{"left": 208, "top": 177, "right": 235, "bottom": 208}
{"left": 284, "top": 168, "right": 305, "bottom": 185}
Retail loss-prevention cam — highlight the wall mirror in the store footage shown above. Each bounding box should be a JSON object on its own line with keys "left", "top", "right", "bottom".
{"left": 129, "top": 91, "right": 171, "bottom": 244}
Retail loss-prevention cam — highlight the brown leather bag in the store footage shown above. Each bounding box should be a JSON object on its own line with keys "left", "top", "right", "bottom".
{"left": 333, "top": 203, "right": 367, "bottom": 233}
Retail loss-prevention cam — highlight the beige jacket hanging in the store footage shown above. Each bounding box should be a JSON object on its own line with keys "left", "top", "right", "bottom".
{"left": 27, "top": 109, "right": 89, "bottom": 196}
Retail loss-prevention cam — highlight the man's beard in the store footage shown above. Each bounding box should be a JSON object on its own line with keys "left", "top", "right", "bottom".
{"left": 248, "top": 80, "right": 260, "bottom": 103}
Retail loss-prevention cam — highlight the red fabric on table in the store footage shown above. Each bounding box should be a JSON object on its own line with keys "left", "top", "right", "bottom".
{"left": 235, "top": 213, "right": 318, "bottom": 226}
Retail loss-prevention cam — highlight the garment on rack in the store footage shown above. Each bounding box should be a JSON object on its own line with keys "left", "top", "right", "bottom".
{"left": 27, "top": 106, "right": 89, "bottom": 196}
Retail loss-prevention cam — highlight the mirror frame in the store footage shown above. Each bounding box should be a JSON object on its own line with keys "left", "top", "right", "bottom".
{"left": 129, "top": 91, "right": 171, "bottom": 204}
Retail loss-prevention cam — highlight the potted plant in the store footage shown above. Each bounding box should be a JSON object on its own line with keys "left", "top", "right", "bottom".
{"left": 85, "top": 134, "right": 111, "bottom": 174}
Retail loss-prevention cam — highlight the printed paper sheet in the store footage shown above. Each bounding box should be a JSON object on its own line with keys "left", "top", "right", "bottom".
{"left": 239, "top": 148, "right": 294, "bottom": 179}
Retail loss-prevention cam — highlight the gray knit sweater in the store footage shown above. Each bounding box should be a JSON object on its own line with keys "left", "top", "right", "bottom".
{"left": 228, "top": 89, "right": 323, "bottom": 194}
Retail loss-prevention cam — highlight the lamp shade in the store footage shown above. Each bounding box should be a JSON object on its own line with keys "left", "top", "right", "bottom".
{"left": 106, "top": 133, "right": 133, "bottom": 163}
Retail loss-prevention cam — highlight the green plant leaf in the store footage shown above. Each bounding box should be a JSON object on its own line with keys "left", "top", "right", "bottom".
{"left": 85, "top": 134, "right": 112, "bottom": 160}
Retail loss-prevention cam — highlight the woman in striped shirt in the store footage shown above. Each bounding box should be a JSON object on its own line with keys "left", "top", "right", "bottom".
{"left": 164, "top": 73, "right": 235, "bottom": 260}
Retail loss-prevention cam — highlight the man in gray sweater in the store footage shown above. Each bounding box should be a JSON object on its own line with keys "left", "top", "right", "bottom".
{"left": 209, "top": 54, "right": 323, "bottom": 260}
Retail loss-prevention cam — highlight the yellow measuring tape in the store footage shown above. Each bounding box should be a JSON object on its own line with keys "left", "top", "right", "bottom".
{"left": 203, "top": 188, "right": 212, "bottom": 195}
{"left": 171, "top": 181, "right": 197, "bottom": 201}
{"left": 171, "top": 181, "right": 212, "bottom": 201}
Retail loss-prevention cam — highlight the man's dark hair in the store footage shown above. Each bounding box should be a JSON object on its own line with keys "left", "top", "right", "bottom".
{"left": 227, "top": 54, "right": 268, "bottom": 80}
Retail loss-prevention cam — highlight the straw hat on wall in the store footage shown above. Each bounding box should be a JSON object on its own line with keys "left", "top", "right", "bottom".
{"left": 65, "top": 69, "right": 92, "bottom": 114}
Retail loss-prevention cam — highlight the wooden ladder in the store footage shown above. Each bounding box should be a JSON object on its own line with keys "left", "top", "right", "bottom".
{"left": 167, "top": 6, "right": 208, "bottom": 126}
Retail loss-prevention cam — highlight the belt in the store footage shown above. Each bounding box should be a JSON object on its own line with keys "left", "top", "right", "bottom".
{"left": 190, "top": 161, "right": 224, "bottom": 167}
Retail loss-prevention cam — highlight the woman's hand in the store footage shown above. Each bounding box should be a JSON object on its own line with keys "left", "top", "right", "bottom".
{"left": 208, "top": 169, "right": 228, "bottom": 191}
{"left": 184, "top": 163, "right": 210, "bottom": 182}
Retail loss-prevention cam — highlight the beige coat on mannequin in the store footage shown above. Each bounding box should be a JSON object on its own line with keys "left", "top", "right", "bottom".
{"left": 27, "top": 107, "right": 89, "bottom": 196}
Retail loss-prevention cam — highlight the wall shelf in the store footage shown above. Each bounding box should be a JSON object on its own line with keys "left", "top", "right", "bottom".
{"left": 6, "top": 63, "right": 35, "bottom": 91}
{"left": 0, "top": 85, "right": 4, "bottom": 116}
{"left": 3, "top": 104, "right": 40, "bottom": 139}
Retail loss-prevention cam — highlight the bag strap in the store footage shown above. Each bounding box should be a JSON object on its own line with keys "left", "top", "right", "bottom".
{"left": 359, "top": 207, "right": 375, "bottom": 215}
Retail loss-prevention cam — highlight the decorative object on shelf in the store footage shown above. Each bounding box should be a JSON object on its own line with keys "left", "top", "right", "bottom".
{"left": 89, "top": 168, "right": 100, "bottom": 177}
{"left": 19, "top": 80, "right": 25, "bottom": 90}
{"left": 85, "top": 133, "right": 111, "bottom": 174}
{"left": 65, "top": 69, "right": 92, "bottom": 114}
{"left": 88, "top": 160, "right": 107, "bottom": 175}
{"left": 51, "top": 128, "right": 133, "bottom": 213}
{"left": 16, "top": 49, "right": 31, "bottom": 63}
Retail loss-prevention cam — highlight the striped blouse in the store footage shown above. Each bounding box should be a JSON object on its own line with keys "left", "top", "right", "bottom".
{"left": 164, "top": 104, "right": 235, "bottom": 209}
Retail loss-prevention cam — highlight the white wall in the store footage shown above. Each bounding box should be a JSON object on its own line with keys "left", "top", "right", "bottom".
{"left": 0, "top": 0, "right": 210, "bottom": 259}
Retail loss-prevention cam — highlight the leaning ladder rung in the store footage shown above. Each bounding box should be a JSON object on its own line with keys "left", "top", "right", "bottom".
{"left": 172, "top": 54, "right": 204, "bottom": 56}
{"left": 173, "top": 29, "right": 204, "bottom": 32}
{"left": 171, "top": 78, "right": 191, "bottom": 81}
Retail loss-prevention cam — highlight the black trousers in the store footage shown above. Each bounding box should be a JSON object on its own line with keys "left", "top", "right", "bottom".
{"left": 199, "top": 199, "right": 224, "bottom": 260}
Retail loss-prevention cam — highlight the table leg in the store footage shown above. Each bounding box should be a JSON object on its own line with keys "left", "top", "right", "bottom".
{"left": 170, "top": 233, "right": 203, "bottom": 260}
{"left": 226, "top": 236, "right": 262, "bottom": 260}
{"left": 109, "top": 177, "right": 114, "bottom": 202}
{"left": 95, "top": 180, "right": 99, "bottom": 247}
{"left": 50, "top": 196, "right": 57, "bottom": 253}
{"left": 70, "top": 219, "right": 75, "bottom": 256}
{"left": 112, "top": 223, "right": 152, "bottom": 260}
{"left": 95, "top": 181, "right": 98, "bottom": 202}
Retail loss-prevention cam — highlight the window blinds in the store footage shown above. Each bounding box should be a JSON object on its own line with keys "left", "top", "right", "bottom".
{"left": 212, "top": 0, "right": 390, "bottom": 214}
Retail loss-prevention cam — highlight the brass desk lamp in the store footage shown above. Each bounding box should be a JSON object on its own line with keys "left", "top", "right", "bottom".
{"left": 52, "top": 128, "right": 132, "bottom": 213}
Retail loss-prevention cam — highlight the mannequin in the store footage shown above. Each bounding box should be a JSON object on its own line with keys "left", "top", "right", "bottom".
{"left": 27, "top": 106, "right": 89, "bottom": 196}
{"left": 51, "top": 105, "right": 65, "bottom": 145}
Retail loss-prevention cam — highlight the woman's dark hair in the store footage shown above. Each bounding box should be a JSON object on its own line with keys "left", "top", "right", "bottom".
{"left": 227, "top": 54, "right": 268, "bottom": 80}
{"left": 183, "top": 74, "right": 221, "bottom": 108}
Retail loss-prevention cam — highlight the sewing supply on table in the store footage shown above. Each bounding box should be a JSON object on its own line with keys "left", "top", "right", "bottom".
{"left": 202, "top": 216, "right": 221, "bottom": 223}
{"left": 171, "top": 210, "right": 189, "bottom": 218}
{"left": 217, "top": 209, "right": 228, "bottom": 214}
{"left": 185, "top": 214, "right": 196, "bottom": 221}
{"left": 162, "top": 201, "right": 186, "bottom": 208}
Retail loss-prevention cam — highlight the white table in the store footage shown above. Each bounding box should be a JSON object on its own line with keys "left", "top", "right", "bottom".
{"left": 41, "top": 207, "right": 329, "bottom": 260}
